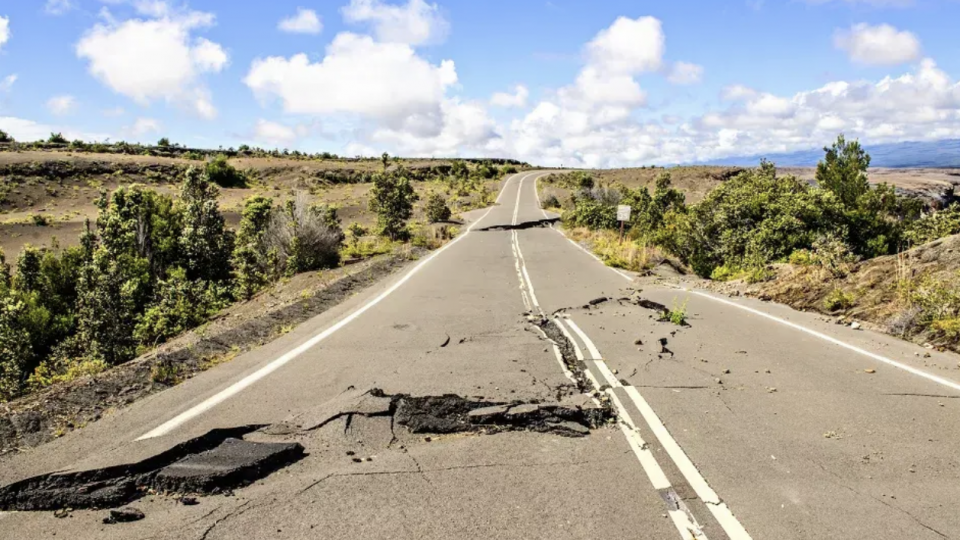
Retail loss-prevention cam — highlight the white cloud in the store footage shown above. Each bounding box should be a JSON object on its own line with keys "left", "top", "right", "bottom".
{"left": 667, "top": 61, "right": 703, "bottom": 85}
{"left": 76, "top": 2, "right": 227, "bottom": 119}
{"left": 245, "top": 32, "right": 456, "bottom": 128}
{"left": 491, "top": 85, "right": 529, "bottom": 108}
{"left": 369, "top": 98, "right": 499, "bottom": 156}
{"left": 585, "top": 16, "right": 664, "bottom": 75}
{"left": 130, "top": 117, "right": 161, "bottom": 136}
{"left": 0, "top": 116, "right": 109, "bottom": 143}
{"left": 253, "top": 119, "right": 299, "bottom": 146}
{"left": 0, "top": 16, "right": 9, "bottom": 51}
{"left": 0, "top": 74, "right": 16, "bottom": 92}
{"left": 103, "top": 106, "right": 125, "bottom": 117}
{"left": 835, "top": 23, "right": 920, "bottom": 65}
{"left": 278, "top": 8, "right": 322, "bottom": 34}
{"left": 47, "top": 95, "right": 77, "bottom": 116}
{"left": 45, "top": 0, "right": 75, "bottom": 15}
{"left": 341, "top": 0, "right": 448, "bottom": 45}
{"left": 721, "top": 84, "right": 757, "bottom": 101}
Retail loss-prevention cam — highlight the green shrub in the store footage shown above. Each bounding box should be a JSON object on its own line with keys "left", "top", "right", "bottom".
{"left": 369, "top": 172, "right": 418, "bottom": 240}
{"left": 425, "top": 193, "right": 452, "bottom": 223}
{"left": 502, "top": 165, "right": 518, "bottom": 175}
{"left": 157, "top": 137, "right": 171, "bottom": 148}
{"left": 204, "top": 155, "right": 246, "bottom": 187}
{"left": 178, "top": 167, "right": 234, "bottom": 283}
{"left": 47, "top": 132, "right": 68, "bottom": 144}
{"left": 659, "top": 298, "right": 688, "bottom": 326}
{"left": 0, "top": 129, "right": 13, "bottom": 143}
{"left": 824, "top": 288, "right": 855, "bottom": 311}
{"left": 540, "top": 193, "right": 561, "bottom": 210}
{"left": 31, "top": 214, "right": 51, "bottom": 226}
{"left": 905, "top": 205, "right": 960, "bottom": 247}
{"left": 134, "top": 267, "right": 229, "bottom": 350}
{"left": 231, "top": 195, "right": 274, "bottom": 299}
{"left": 788, "top": 249, "right": 816, "bottom": 266}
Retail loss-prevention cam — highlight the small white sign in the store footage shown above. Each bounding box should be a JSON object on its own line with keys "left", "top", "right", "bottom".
{"left": 617, "top": 205, "right": 631, "bottom": 222}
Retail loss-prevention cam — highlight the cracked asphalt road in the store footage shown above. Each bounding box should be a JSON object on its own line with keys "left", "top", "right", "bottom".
{"left": 2, "top": 171, "right": 960, "bottom": 539}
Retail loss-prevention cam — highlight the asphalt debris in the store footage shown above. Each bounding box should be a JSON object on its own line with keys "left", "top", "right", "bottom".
{"left": 103, "top": 507, "right": 144, "bottom": 525}
{"left": 0, "top": 426, "right": 303, "bottom": 512}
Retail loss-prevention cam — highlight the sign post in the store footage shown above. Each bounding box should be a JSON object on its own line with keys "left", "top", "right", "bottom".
{"left": 616, "top": 205, "right": 631, "bottom": 245}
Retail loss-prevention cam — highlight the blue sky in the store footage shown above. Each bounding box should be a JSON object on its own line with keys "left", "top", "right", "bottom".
{"left": 1, "top": 0, "right": 959, "bottom": 167}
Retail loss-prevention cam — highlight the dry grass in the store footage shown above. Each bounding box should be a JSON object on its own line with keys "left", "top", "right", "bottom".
{"left": 566, "top": 227, "right": 665, "bottom": 272}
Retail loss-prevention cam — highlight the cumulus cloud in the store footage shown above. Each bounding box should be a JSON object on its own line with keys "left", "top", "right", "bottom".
{"left": 45, "top": 0, "right": 75, "bottom": 15}
{"left": 76, "top": 1, "right": 228, "bottom": 119}
{"left": 253, "top": 119, "right": 300, "bottom": 146}
{"left": 0, "top": 117, "right": 109, "bottom": 143}
{"left": 0, "top": 16, "right": 9, "bottom": 51}
{"left": 341, "top": 0, "right": 448, "bottom": 45}
{"left": 245, "top": 32, "right": 457, "bottom": 129}
{"left": 835, "top": 23, "right": 920, "bottom": 65}
{"left": 667, "top": 61, "right": 703, "bottom": 85}
{"left": 491, "top": 85, "right": 529, "bottom": 108}
{"left": 278, "top": 8, "right": 322, "bottom": 34}
{"left": 585, "top": 16, "right": 664, "bottom": 75}
{"left": 129, "top": 117, "right": 161, "bottom": 136}
{"left": 47, "top": 95, "right": 77, "bottom": 116}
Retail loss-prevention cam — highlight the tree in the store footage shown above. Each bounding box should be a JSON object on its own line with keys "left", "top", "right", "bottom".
{"left": 205, "top": 155, "right": 247, "bottom": 187}
{"left": 47, "top": 132, "right": 68, "bottom": 144}
{"left": 369, "top": 173, "right": 419, "bottom": 240}
{"left": 425, "top": 193, "right": 452, "bottom": 223}
{"left": 0, "top": 129, "right": 13, "bottom": 143}
{"left": 816, "top": 134, "right": 871, "bottom": 208}
{"left": 157, "top": 137, "right": 171, "bottom": 147}
{"left": 178, "top": 167, "right": 234, "bottom": 283}
{"left": 232, "top": 196, "right": 274, "bottom": 299}
{"left": 381, "top": 152, "right": 390, "bottom": 171}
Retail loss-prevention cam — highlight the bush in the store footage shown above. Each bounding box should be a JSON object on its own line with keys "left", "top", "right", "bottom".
{"left": 562, "top": 196, "right": 618, "bottom": 230}
{"left": 31, "top": 214, "right": 51, "bottom": 226}
{"left": 133, "top": 268, "right": 229, "bottom": 350}
{"left": 540, "top": 193, "right": 561, "bottom": 210}
{"left": 905, "top": 205, "right": 960, "bottom": 247}
{"left": 205, "top": 155, "right": 246, "bottom": 188}
{"left": 824, "top": 288, "right": 855, "bottom": 311}
{"left": 369, "top": 172, "right": 418, "bottom": 240}
{"left": 264, "top": 192, "right": 344, "bottom": 276}
{"left": 502, "top": 165, "right": 518, "bottom": 175}
{"left": 425, "top": 193, "right": 452, "bottom": 223}
{"left": 0, "top": 129, "right": 12, "bottom": 143}
{"left": 47, "top": 132, "right": 68, "bottom": 144}
{"left": 788, "top": 249, "right": 816, "bottom": 266}
{"left": 157, "top": 137, "right": 171, "bottom": 147}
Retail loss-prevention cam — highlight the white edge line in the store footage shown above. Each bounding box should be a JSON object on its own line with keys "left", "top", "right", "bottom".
{"left": 683, "top": 289, "right": 960, "bottom": 394}
{"left": 136, "top": 172, "right": 532, "bottom": 441}
{"left": 546, "top": 191, "right": 960, "bottom": 395}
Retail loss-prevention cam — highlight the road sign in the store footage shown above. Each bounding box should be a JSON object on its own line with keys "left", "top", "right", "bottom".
{"left": 617, "top": 205, "right": 631, "bottom": 222}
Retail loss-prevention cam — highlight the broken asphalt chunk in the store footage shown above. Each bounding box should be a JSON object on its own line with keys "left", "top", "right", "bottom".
{"left": 103, "top": 507, "right": 144, "bottom": 524}
{"left": 153, "top": 438, "right": 304, "bottom": 494}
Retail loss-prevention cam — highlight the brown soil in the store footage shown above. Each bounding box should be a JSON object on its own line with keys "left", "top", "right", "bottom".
{"left": 0, "top": 250, "right": 422, "bottom": 457}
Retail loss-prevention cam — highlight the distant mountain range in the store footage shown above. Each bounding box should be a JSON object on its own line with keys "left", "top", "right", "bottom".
{"left": 700, "top": 139, "right": 960, "bottom": 168}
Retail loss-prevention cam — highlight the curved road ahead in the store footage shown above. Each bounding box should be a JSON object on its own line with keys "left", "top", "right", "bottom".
{"left": 2, "top": 171, "right": 960, "bottom": 539}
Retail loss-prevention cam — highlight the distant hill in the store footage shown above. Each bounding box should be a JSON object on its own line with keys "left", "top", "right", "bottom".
{"left": 700, "top": 139, "right": 960, "bottom": 168}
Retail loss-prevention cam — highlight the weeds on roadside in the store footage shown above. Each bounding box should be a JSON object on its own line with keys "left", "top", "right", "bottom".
{"left": 659, "top": 297, "right": 689, "bottom": 326}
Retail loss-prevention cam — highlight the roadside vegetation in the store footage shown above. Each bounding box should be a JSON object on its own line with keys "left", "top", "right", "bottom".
{"left": 0, "top": 146, "right": 518, "bottom": 402}
{"left": 547, "top": 134, "right": 960, "bottom": 348}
